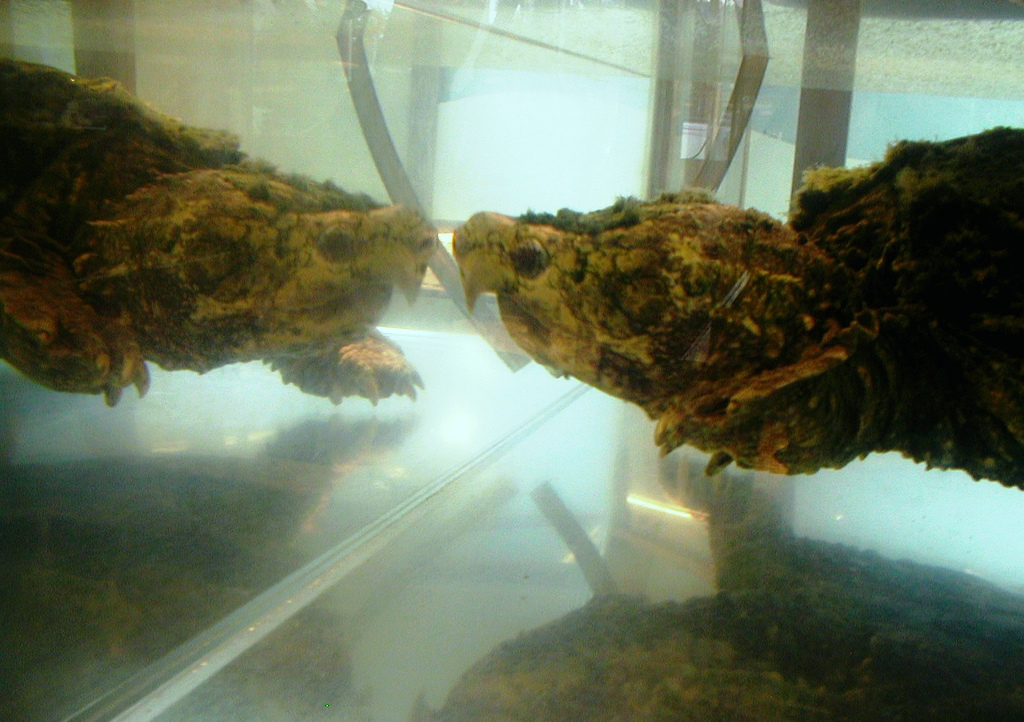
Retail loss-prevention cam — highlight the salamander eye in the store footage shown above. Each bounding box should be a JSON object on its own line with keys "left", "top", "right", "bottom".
{"left": 509, "top": 240, "right": 548, "bottom": 279}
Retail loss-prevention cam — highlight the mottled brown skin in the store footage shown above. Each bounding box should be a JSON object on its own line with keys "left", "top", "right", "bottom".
{"left": 455, "top": 128, "right": 1024, "bottom": 488}
{"left": 0, "top": 59, "right": 436, "bottom": 405}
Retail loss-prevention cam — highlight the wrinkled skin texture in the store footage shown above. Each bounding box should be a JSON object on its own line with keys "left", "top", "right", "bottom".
{"left": 0, "top": 60, "right": 436, "bottom": 405}
{"left": 455, "top": 128, "right": 1024, "bottom": 488}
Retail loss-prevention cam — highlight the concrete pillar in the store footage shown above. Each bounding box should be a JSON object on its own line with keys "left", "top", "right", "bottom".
{"left": 791, "top": 0, "right": 861, "bottom": 194}
{"left": 0, "top": 1, "right": 14, "bottom": 59}
{"left": 70, "top": 0, "right": 136, "bottom": 89}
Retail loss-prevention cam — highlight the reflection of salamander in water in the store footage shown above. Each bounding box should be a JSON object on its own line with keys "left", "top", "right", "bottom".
{"left": 455, "top": 128, "right": 1024, "bottom": 489}
{"left": 0, "top": 59, "right": 436, "bottom": 406}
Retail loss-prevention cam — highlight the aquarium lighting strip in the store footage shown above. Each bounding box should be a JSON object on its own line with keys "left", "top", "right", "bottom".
{"left": 627, "top": 493, "right": 706, "bottom": 522}
{"left": 63, "top": 383, "right": 590, "bottom": 722}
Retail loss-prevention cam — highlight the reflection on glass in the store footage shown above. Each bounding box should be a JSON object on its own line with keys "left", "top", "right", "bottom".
{"left": 3, "top": 0, "right": 1024, "bottom": 720}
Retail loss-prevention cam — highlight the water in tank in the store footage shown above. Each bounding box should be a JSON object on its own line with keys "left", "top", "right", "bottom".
{"left": 3, "top": 1, "right": 1024, "bottom": 720}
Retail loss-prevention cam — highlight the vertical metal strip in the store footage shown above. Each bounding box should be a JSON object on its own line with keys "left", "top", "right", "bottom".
{"left": 692, "top": 0, "right": 769, "bottom": 191}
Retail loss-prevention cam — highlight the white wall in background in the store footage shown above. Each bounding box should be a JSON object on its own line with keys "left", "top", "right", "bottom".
{"left": 433, "top": 72, "right": 650, "bottom": 219}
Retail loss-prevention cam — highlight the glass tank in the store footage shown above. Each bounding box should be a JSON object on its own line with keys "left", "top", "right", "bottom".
{"left": 3, "top": 1, "right": 1024, "bottom": 720}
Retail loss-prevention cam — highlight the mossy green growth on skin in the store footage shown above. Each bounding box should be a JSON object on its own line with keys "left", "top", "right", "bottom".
{"left": 232, "top": 158, "right": 381, "bottom": 213}
{"left": 0, "top": 59, "right": 433, "bottom": 406}
{"left": 456, "top": 127, "right": 1024, "bottom": 489}
{"left": 427, "top": 477, "right": 1024, "bottom": 721}
{"left": 518, "top": 189, "right": 717, "bottom": 236}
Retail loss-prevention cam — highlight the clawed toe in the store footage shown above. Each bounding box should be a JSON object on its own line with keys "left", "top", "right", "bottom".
{"left": 101, "top": 348, "right": 150, "bottom": 406}
{"left": 354, "top": 373, "right": 381, "bottom": 406}
{"left": 103, "top": 383, "right": 123, "bottom": 407}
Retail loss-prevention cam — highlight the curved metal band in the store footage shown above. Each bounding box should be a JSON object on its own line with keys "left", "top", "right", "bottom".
{"left": 337, "top": 1, "right": 530, "bottom": 370}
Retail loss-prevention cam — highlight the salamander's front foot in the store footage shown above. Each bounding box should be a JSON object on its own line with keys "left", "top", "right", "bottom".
{"left": 268, "top": 331, "right": 422, "bottom": 405}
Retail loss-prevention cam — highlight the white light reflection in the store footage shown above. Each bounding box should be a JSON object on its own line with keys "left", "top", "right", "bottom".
{"left": 438, "top": 410, "right": 478, "bottom": 447}
{"left": 627, "top": 494, "right": 706, "bottom": 522}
